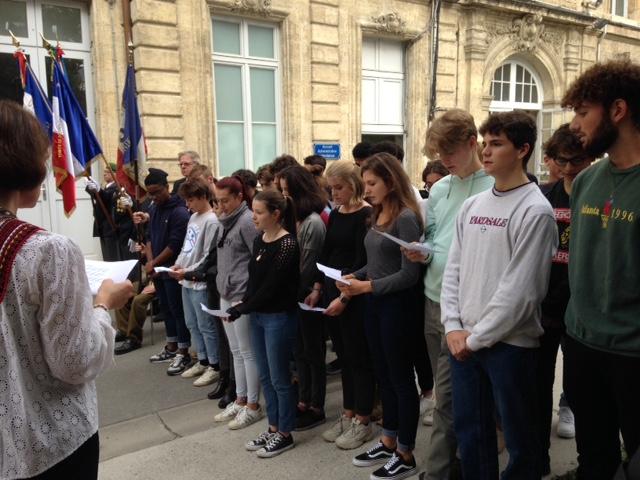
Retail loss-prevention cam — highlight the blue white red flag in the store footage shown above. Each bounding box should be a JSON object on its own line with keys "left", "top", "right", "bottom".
{"left": 51, "top": 57, "right": 103, "bottom": 216}
{"left": 14, "top": 51, "right": 52, "bottom": 137}
{"left": 116, "top": 64, "right": 147, "bottom": 197}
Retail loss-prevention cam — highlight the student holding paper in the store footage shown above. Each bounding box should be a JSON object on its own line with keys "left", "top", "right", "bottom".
{"left": 338, "top": 152, "right": 423, "bottom": 480}
{"left": 224, "top": 190, "right": 300, "bottom": 458}
{"left": 305, "top": 160, "right": 376, "bottom": 451}
{"left": 0, "top": 100, "right": 134, "bottom": 479}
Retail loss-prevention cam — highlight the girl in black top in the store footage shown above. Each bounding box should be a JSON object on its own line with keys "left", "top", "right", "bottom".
{"left": 226, "top": 190, "right": 300, "bottom": 458}
{"left": 305, "top": 160, "right": 376, "bottom": 451}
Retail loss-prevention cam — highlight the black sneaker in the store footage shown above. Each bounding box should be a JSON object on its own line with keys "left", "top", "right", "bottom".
{"left": 294, "top": 409, "right": 326, "bottom": 431}
{"left": 115, "top": 330, "right": 127, "bottom": 342}
{"left": 370, "top": 452, "right": 417, "bottom": 480}
{"left": 166, "top": 354, "right": 191, "bottom": 376}
{"left": 256, "top": 432, "right": 294, "bottom": 458}
{"left": 246, "top": 430, "right": 275, "bottom": 451}
{"left": 114, "top": 338, "right": 141, "bottom": 356}
{"left": 352, "top": 440, "right": 395, "bottom": 467}
{"left": 326, "top": 358, "right": 342, "bottom": 375}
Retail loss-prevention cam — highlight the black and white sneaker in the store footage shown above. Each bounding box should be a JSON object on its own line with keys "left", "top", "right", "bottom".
{"left": 352, "top": 440, "right": 395, "bottom": 467}
{"left": 246, "top": 430, "right": 275, "bottom": 451}
{"left": 370, "top": 452, "right": 417, "bottom": 480}
{"left": 166, "top": 354, "right": 191, "bottom": 376}
{"left": 256, "top": 432, "right": 294, "bottom": 458}
{"left": 149, "top": 347, "right": 177, "bottom": 363}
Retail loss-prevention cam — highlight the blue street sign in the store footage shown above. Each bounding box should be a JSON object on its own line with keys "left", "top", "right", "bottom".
{"left": 313, "top": 143, "right": 341, "bottom": 160}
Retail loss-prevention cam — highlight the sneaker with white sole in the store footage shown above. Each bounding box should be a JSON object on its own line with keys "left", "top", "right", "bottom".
{"left": 336, "top": 418, "right": 375, "bottom": 450}
{"left": 193, "top": 367, "right": 219, "bottom": 387}
{"left": 256, "top": 432, "right": 294, "bottom": 458}
{"left": 246, "top": 430, "right": 275, "bottom": 451}
{"left": 149, "top": 347, "right": 177, "bottom": 363}
{"left": 556, "top": 406, "right": 575, "bottom": 439}
{"left": 353, "top": 440, "right": 395, "bottom": 467}
{"left": 420, "top": 395, "right": 435, "bottom": 426}
{"left": 166, "top": 354, "right": 191, "bottom": 376}
{"left": 228, "top": 405, "right": 264, "bottom": 430}
{"left": 181, "top": 362, "right": 207, "bottom": 379}
{"left": 322, "top": 414, "right": 350, "bottom": 443}
{"left": 214, "top": 401, "right": 243, "bottom": 422}
{"left": 370, "top": 452, "right": 417, "bottom": 480}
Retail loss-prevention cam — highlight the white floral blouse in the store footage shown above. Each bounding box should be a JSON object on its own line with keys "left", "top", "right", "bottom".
{"left": 0, "top": 230, "right": 115, "bottom": 479}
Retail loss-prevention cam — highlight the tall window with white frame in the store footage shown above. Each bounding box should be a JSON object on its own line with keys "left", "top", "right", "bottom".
{"left": 361, "top": 37, "right": 405, "bottom": 147}
{"left": 612, "top": 0, "right": 628, "bottom": 17}
{"left": 212, "top": 17, "right": 280, "bottom": 177}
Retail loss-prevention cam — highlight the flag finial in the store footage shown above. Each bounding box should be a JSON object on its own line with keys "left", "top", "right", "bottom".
{"left": 9, "top": 30, "right": 21, "bottom": 49}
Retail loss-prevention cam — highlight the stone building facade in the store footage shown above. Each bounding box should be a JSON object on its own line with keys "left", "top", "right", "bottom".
{"left": 1, "top": 0, "right": 639, "bottom": 255}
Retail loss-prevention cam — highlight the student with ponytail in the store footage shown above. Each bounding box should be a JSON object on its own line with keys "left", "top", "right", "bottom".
{"left": 225, "top": 190, "right": 300, "bottom": 458}
{"left": 213, "top": 176, "right": 263, "bottom": 430}
{"left": 338, "top": 152, "right": 423, "bottom": 480}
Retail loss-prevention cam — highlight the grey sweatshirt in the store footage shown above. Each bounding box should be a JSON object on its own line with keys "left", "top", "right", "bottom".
{"left": 297, "top": 212, "right": 326, "bottom": 299}
{"left": 175, "top": 211, "right": 220, "bottom": 290}
{"left": 354, "top": 208, "right": 422, "bottom": 295}
{"left": 440, "top": 182, "right": 558, "bottom": 351}
{"left": 216, "top": 203, "right": 259, "bottom": 302}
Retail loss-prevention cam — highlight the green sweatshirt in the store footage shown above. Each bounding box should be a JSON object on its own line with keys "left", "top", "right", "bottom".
{"left": 566, "top": 159, "right": 640, "bottom": 357}
{"left": 424, "top": 169, "right": 494, "bottom": 302}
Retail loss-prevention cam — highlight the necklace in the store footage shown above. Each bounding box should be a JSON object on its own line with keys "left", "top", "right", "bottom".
{"left": 0, "top": 207, "right": 16, "bottom": 218}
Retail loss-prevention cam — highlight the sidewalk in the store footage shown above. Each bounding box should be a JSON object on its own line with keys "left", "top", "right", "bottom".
{"left": 97, "top": 323, "right": 577, "bottom": 479}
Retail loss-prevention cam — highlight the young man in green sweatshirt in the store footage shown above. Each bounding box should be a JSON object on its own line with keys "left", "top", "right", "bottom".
{"left": 561, "top": 60, "right": 640, "bottom": 480}
{"left": 404, "top": 109, "right": 494, "bottom": 480}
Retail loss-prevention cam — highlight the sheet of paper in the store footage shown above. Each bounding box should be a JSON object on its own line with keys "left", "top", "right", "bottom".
{"left": 316, "top": 263, "right": 351, "bottom": 285}
{"left": 372, "top": 229, "right": 434, "bottom": 255}
{"left": 153, "top": 266, "right": 173, "bottom": 273}
{"left": 200, "top": 303, "right": 229, "bottom": 318}
{"left": 85, "top": 259, "right": 139, "bottom": 295}
{"left": 298, "top": 302, "right": 326, "bottom": 313}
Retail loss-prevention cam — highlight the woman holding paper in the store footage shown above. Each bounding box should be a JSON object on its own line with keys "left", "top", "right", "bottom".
{"left": 0, "top": 100, "right": 134, "bottom": 479}
{"left": 305, "top": 160, "right": 377, "bottom": 451}
{"left": 337, "top": 152, "right": 423, "bottom": 480}
{"left": 224, "top": 190, "right": 300, "bottom": 457}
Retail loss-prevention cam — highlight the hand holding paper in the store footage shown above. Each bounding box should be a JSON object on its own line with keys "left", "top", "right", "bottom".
{"left": 372, "top": 229, "right": 434, "bottom": 255}
{"left": 316, "top": 263, "right": 351, "bottom": 285}
{"left": 200, "top": 303, "right": 229, "bottom": 318}
{"left": 153, "top": 266, "right": 173, "bottom": 273}
{"left": 85, "top": 259, "right": 138, "bottom": 295}
{"left": 298, "top": 302, "right": 326, "bottom": 313}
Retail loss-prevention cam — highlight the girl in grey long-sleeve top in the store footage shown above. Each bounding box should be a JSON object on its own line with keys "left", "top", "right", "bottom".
{"left": 338, "top": 153, "right": 422, "bottom": 478}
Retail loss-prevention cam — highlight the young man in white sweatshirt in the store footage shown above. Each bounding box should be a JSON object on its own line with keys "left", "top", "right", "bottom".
{"left": 440, "top": 111, "right": 558, "bottom": 480}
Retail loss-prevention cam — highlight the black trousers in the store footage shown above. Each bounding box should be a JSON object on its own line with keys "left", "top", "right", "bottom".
{"left": 26, "top": 432, "right": 99, "bottom": 479}
{"left": 339, "top": 294, "right": 375, "bottom": 415}
{"left": 536, "top": 323, "right": 565, "bottom": 472}
{"left": 564, "top": 335, "right": 640, "bottom": 480}
{"left": 295, "top": 309, "right": 327, "bottom": 409}
{"left": 411, "top": 282, "right": 434, "bottom": 393}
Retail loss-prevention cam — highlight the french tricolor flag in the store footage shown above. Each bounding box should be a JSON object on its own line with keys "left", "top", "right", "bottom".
{"left": 14, "top": 50, "right": 52, "bottom": 137}
{"left": 51, "top": 58, "right": 103, "bottom": 216}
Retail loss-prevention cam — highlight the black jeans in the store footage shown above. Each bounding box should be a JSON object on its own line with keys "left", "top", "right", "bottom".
{"left": 564, "top": 335, "right": 640, "bottom": 480}
{"left": 536, "top": 323, "right": 566, "bottom": 472}
{"left": 339, "top": 294, "right": 375, "bottom": 415}
{"left": 154, "top": 276, "right": 190, "bottom": 348}
{"left": 26, "top": 432, "right": 99, "bottom": 479}
{"left": 295, "top": 309, "right": 327, "bottom": 409}
{"left": 365, "top": 290, "right": 419, "bottom": 452}
{"left": 411, "top": 276, "right": 433, "bottom": 392}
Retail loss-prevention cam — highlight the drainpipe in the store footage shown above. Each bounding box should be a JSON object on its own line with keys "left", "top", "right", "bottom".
{"left": 428, "top": 0, "right": 442, "bottom": 122}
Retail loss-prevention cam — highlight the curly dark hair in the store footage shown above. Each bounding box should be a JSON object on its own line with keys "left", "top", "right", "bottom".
{"left": 543, "top": 124, "right": 587, "bottom": 161}
{"left": 561, "top": 60, "right": 640, "bottom": 130}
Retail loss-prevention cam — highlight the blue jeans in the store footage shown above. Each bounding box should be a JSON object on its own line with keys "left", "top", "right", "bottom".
{"left": 182, "top": 287, "right": 219, "bottom": 364}
{"left": 450, "top": 342, "right": 541, "bottom": 480}
{"left": 364, "top": 290, "right": 419, "bottom": 452}
{"left": 154, "top": 277, "right": 190, "bottom": 348}
{"left": 250, "top": 311, "right": 297, "bottom": 433}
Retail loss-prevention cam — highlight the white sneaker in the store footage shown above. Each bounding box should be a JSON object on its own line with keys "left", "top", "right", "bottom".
{"left": 421, "top": 395, "right": 435, "bottom": 426}
{"left": 193, "top": 366, "right": 219, "bottom": 387}
{"left": 335, "top": 418, "right": 375, "bottom": 450}
{"left": 214, "top": 401, "right": 243, "bottom": 422}
{"left": 322, "top": 414, "right": 350, "bottom": 443}
{"left": 228, "top": 405, "right": 264, "bottom": 430}
{"left": 181, "top": 362, "right": 207, "bottom": 379}
{"left": 556, "top": 406, "right": 575, "bottom": 439}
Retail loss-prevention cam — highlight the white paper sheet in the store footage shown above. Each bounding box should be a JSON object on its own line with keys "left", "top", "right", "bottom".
{"left": 153, "top": 266, "right": 173, "bottom": 273}
{"left": 372, "top": 229, "right": 434, "bottom": 255}
{"left": 200, "top": 303, "right": 229, "bottom": 318}
{"left": 316, "top": 263, "right": 351, "bottom": 285}
{"left": 85, "top": 259, "right": 139, "bottom": 295}
{"left": 298, "top": 302, "right": 326, "bottom": 313}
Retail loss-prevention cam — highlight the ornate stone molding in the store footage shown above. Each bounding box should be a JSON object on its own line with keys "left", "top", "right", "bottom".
{"left": 229, "top": 0, "right": 272, "bottom": 16}
{"left": 370, "top": 11, "right": 407, "bottom": 36}
{"left": 485, "top": 14, "right": 563, "bottom": 54}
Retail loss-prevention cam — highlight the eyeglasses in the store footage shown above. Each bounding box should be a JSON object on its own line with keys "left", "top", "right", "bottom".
{"left": 553, "top": 156, "right": 590, "bottom": 167}
{"left": 179, "top": 162, "right": 193, "bottom": 167}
